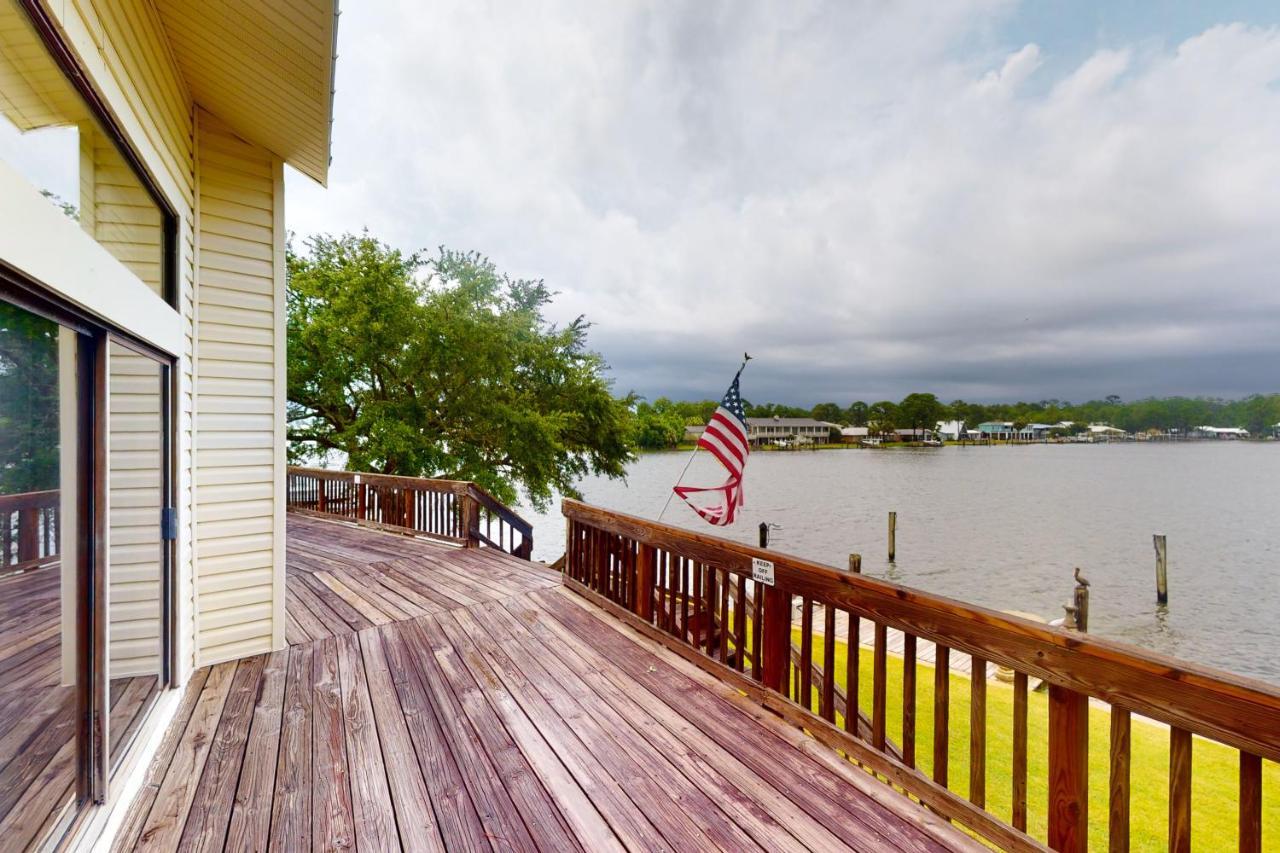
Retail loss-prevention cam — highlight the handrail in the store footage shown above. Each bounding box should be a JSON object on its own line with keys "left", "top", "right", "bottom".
{"left": 285, "top": 466, "right": 532, "bottom": 559}
{"left": 561, "top": 498, "right": 1280, "bottom": 853}
{"left": 1, "top": 488, "right": 59, "bottom": 572}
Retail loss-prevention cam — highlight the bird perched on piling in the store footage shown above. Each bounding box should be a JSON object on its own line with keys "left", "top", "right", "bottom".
{"left": 1074, "top": 566, "right": 1090, "bottom": 587}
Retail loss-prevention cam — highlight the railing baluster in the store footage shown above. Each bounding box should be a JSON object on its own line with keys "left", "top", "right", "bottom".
{"left": 800, "top": 599, "right": 814, "bottom": 710}
{"left": 718, "top": 569, "right": 730, "bottom": 662}
{"left": 637, "top": 544, "right": 655, "bottom": 622}
{"left": 822, "top": 605, "right": 836, "bottom": 722}
{"left": 734, "top": 574, "right": 746, "bottom": 672}
{"left": 1109, "top": 705, "right": 1130, "bottom": 852}
{"left": 1048, "top": 684, "right": 1089, "bottom": 852}
{"left": 970, "top": 656, "right": 987, "bottom": 808}
{"left": 872, "top": 622, "right": 887, "bottom": 750}
{"left": 902, "top": 633, "right": 917, "bottom": 767}
{"left": 934, "top": 644, "right": 950, "bottom": 787}
{"left": 751, "top": 586, "right": 763, "bottom": 681}
{"left": 702, "top": 562, "right": 715, "bottom": 656}
{"left": 659, "top": 551, "right": 671, "bottom": 633}
{"left": 1013, "top": 671, "right": 1029, "bottom": 832}
{"left": 844, "top": 607, "right": 859, "bottom": 734}
{"left": 678, "top": 556, "right": 689, "bottom": 644}
{"left": 1168, "top": 727, "right": 1192, "bottom": 853}
{"left": 1239, "top": 751, "right": 1262, "bottom": 853}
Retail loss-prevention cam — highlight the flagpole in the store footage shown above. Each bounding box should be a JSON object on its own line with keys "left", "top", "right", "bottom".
{"left": 657, "top": 355, "right": 751, "bottom": 522}
{"left": 656, "top": 443, "right": 701, "bottom": 521}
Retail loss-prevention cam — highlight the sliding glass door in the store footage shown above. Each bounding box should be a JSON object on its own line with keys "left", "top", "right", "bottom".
{"left": 0, "top": 284, "right": 173, "bottom": 846}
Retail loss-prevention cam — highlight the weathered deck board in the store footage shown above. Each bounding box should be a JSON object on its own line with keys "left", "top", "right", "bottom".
{"left": 112, "top": 515, "right": 976, "bottom": 852}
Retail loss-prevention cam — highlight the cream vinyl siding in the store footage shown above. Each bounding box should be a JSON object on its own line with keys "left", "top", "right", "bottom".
{"left": 194, "top": 109, "right": 284, "bottom": 665}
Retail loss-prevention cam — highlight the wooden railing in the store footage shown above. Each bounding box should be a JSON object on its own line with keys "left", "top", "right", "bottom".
{"left": 1, "top": 489, "right": 58, "bottom": 574}
{"left": 562, "top": 499, "right": 1280, "bottom": 853}
{"left": 286, "top": 467, "right": 533, "bottom": 559}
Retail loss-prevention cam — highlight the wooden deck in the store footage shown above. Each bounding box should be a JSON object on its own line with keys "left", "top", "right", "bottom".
{"left": 113, "top": 516, "right": 975, "bottom": 852}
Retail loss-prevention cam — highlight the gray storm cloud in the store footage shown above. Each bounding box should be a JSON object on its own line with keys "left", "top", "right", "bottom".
{"left": 288, "top": 1, "right": 1280, "bottom": 404}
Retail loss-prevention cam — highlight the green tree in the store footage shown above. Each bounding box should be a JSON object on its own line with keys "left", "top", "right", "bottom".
{"left": 0, "top": 302, "right": 60, "bottom": 494}
{"left": 897, "top": 393, "right": 946, "bottom": 438}
{"left": 845, "top": 401, "right": 869, "bottom": 426}
{"left": 868, "top": 400, "right": 899, "bottom": 436}
{"left": 811, "top": 402, "right": 844, "bottom": 425}
{"left": 287, "top": 233, "right": 635, "bottom": 509}
{"left": 632, "top": 398, "right": 689, "bottom": 449}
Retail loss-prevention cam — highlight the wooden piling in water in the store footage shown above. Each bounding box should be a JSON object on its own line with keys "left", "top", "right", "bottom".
{"left": 888, "top": 512, "right": 896, "bottom": 562}
{"left": 759, "top": 522, "right": 769, "bottom": 549}
{"left": 848, "top": 553, "right": 862, "bottom": 574}
{"left": 1073, "top": 572, "right": 1090, "bottom": 634}
{"left": 1154, "top": 534, "right": 1168, "bottom": 605}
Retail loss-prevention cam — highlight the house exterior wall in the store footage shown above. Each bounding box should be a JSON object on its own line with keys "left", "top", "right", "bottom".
{"left": 6, "top": 0, "right": 289, "bottom": 744}
{"left": 193, "top": 108, "right": 287, "bottom": 665}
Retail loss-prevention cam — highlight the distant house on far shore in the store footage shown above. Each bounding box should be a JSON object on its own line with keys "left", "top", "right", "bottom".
{"left": 841, "top": 426, "right": 870, "bottom": 444}
{"left": 747, "top": 417, "right": 840, "bottom": 446}
{"left": 684, "top": 425, "right": 705, "bottom": 442}
{"left": 1087, "top": 423, "right": 1128, "bottom": 439}
{"left": 936, "top": 420, "right": 965, "bottom": 441}
{"left": 1017, "top": 423, "right": 1057, "bottom": 441}
{"left": 976, "top": 421, "right": 1016, "bottom": 440}
{"left": 1194, "top": 426, "right": 1250, "bottom": 440}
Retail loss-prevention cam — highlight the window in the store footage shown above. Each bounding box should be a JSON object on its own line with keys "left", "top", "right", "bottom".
{"left": 0, "top": 0, "right": 176, "bottom": 303}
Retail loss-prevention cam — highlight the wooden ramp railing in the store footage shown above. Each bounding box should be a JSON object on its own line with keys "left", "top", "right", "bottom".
{"left": 561, "top": 499, "right": 1280, "bottom": 853}
{"left": 1, "top": 489, "right": 58, "bottom": 575}
{"left": 286, "top": 467, "right": 533, "bottom": 559}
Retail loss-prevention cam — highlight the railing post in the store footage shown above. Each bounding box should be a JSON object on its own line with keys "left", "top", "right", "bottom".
{"left": 636, "top": 544, "right": 656, "bottom": 621}
{"left": 317, "top": 478, "right": 327, "bottom": 513}
{"left": 18, "top": 507, "right": 39, "bottom": 563}
{"left": 1050, "top": 576, "right": 1090, "bottom": 853}
{"left": 355, "top": 476, "right": 366, "bottom": 520}
{"left": 760, "top": 585, "right": 790, "bottom": 693}
{"left": 461, "top": 492, "right": 480, "bottom": 547}
{"left": 403, "top": 488, "right": 415, "bottom": 529}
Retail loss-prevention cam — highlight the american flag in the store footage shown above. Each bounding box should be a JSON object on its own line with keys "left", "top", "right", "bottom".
{"left": 672, "top": 368, "right": 749, "bottom": 526}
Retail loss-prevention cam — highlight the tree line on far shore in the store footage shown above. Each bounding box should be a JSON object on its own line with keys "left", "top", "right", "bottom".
{"left": 632, "top": 392, "right": 1280, "bottom": 449}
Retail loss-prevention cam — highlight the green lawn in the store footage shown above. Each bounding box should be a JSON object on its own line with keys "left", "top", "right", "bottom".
{"left": 791, "top": 632, "right": 1278, "bottom": 851}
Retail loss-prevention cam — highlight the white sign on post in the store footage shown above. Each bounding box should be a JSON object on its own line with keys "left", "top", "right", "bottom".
{"left": 751, "top": 557, "right": 775, "bottom": 586}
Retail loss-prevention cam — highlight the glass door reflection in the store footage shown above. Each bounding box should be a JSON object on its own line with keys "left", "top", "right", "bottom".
{"left": 0, "top": 298, "right": 83, "bottom": 845}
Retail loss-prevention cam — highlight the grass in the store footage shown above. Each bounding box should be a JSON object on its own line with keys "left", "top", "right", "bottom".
{"left": 791, "top": 631, "right": 1279, "bottom": 851}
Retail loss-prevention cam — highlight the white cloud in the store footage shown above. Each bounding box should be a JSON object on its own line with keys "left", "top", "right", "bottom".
{"left": 288, "top": 3, "right": 1280, "bottom": 403}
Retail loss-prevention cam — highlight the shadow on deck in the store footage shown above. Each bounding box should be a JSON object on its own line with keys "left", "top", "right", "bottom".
{"left": 112, "top": 515, "right": 975, "bottom": 851}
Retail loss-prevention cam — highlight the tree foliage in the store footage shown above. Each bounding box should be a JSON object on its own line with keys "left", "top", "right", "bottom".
{"left": 647, "top": 390, "right": 1280, "bottom": 438}
{"left": 897, "top": 393, "right": 946, "bottom": 436}
{"left": 287, "top": 233, "right": 635, "bottom": 509}
{"left": 0, "top": 302, "right": 59, "bottom": 493}
{"left": 810, "top": 402, "right": 844, "bottom": 424}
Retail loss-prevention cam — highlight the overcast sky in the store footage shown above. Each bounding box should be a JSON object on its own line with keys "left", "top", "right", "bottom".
{"left": 287, "top": 1, "right": 1280, "bottom": 406}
